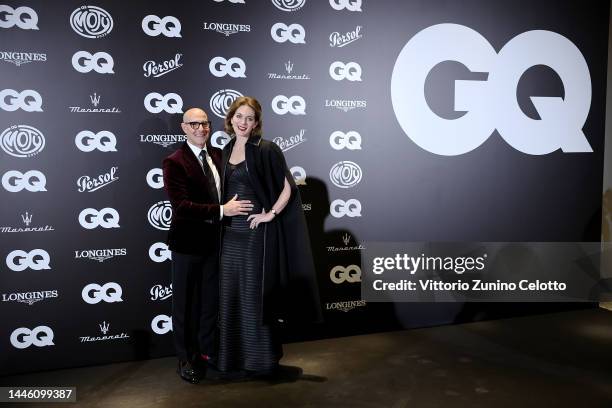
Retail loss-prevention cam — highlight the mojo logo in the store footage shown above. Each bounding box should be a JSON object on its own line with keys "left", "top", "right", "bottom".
{"left": 272, "top": 95, "right": 306, "bottom": 115}
{"left": 148, "top": 201, "right": 172, "bottom": 230}
{"left": 330, "top": 130, "right": 362, "bottom": 150}
{"left": 151, "top": 314, "right": 173, "bottom": 334}
{"left": 329, "top": 161, "right": 362, "bottom": 188}
{"left": 210, "top": 89, "right": 243, "bottom": 118}
{"left": 209, "top": 56, "right": 246, "bottom": 78}
{"left": 329, "top": 0, "right": 362, "bottom": 11}
{"left": 330, "top": 198, "right": 362, "bottom": 218}
{"left": 330, "top": 265, "right": 361, "bottom": 284}
{"left": 144, "top": 92, "right": 183, "bottom": 114}
{"left": 2, "top": 170, "right": 46, "bottom": 192}
{"left": 6, "top": 249, "right": 51, "bottom": 271}
{"left": 0, "top": 5, "right": 38, "bottom": 30}
{"left": 211, "top": 131, "right": 230, "bottom": 148}
{"left": 142, "top": 15, "right": 181, "bottom": 38}
{"left": 82, "top": 282, "right": 123, "bottom": 304}
{"left": 146, "top": 168, "right": 164, "bottom": 189}
{"left": 70, "top": 6, "right": 113, "bottom": 38}
{"left": 329, "top": 61, "right": 362, "bottom": 81}
{"left": 149, "top": 242, "right": 172, "bottom": 263}
{"left": 0, "top": 89, "right": 43, "bottom": 112}
{"left": 290, "top": 166, "right": 307, "bottom": 185}
{"left": 72, "top": 51, "right": 114, "bottom": 74}
{"left": 75, "top": 130, "right": 117, "bottom": 152}
{"left": 77, "top": 166, "right": 119, "bottom": 192}
{"left": 10, "top": 326, "right": 54, "bottom": 349}
{"left": 271, "top": 0, "right": 306, "bottom": 12}
{"left": 1, "top": 125, "right": 45, "bottom": 157}
{"left": 78, "top": 208, "right": 120, "bottom": 229}
{"left": 391, "top": 23, "right": 592, "bottom": 156}
{"left": 271, "top": 23, "right": 305, "bottom": 44}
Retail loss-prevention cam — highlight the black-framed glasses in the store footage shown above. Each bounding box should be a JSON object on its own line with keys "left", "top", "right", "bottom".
{"left": 185, "top": 121, "right": 211, "bottom": 130}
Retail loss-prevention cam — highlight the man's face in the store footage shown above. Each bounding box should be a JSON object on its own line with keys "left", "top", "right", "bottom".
{"left": 181, "top": 109, "right": 210, "bottom": 148}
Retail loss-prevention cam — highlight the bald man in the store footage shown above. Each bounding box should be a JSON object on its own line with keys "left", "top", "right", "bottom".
{"left": 163, "top": 108, "right": 253, "bottom": 383}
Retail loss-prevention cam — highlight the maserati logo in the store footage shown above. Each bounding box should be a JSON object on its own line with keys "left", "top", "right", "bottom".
{"left": 21, "top": 212, "right": 32, "bottom": 226}
{"left": 90, "top": 93, "right": 101, "bottom": 107}
{"left": 99, "top": 321, "right": 109, "bottom": 335}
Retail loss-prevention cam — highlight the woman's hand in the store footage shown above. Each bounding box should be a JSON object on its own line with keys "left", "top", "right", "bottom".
{"left": 247, "top": 208, "right": 275, "bottom": 229}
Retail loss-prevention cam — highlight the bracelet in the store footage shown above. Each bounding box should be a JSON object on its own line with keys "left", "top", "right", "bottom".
{"left": 271, "top": 208, "right": 277, "bottom": 216}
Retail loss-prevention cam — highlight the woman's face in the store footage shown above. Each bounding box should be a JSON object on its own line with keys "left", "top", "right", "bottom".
{"left": 231, "top": 104, "right": 258, "bottom": 138}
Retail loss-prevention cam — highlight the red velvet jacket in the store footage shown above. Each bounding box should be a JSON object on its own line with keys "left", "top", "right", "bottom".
{"left": 162, "top": 141, "right": 222, "bottom": 255}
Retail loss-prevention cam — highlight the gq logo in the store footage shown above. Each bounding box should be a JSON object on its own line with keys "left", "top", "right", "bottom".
{"left": 142, "top": 15, "right": 181, "bottom": 37}
{"left": 272, "top": 95, "right": 306, "bottom": 115}
{"left": 6, "top": 249, "right": 51, "bottom": 271}
{"left": 211, "top": 131, "right": 230, "bottom": 148}
{"left": 209, "top": 56, "right": 246, "bottom": 78}
{"left": 82, "top": 282, "right": 123, "bottom": 304}
{"left": 329, "top": 0, "right": 362, "bottom": 12}
{"left": 146, "top": 168, "right": 164, "bottom": 189}
{"left": 70, "top": 6, "right": 113, "bottom": 38}
{"left": 271, "top": 0, "right": 306, "bottom": 12}
{"left": 0, "top": 89, "right": 43, "bottom": 112}
{"left": 0, "top": 5, "right": 38, "bottom": 29}
{"left": 290, "top": 166, "right": 307, "bottom": 185}
{"left": 391, "top": 23, "right": 592, "bottom": 155}
{"left": 330, "top": 131, "right": 362, "bottom": 150}
{"left": 148, "top": 200, "right": 172, "bottom": 230}
{"left": 330, "top": 265, "right": 361, "bottom": 284}
{"left": 144, "top": 92, "right": 183, "bottom": 114}
{"left": 75, "top": 130, "right": 117, "bottom": 152}
{"left": 210, "top": 89, "right": 243, "bottom": 118}
{"left": 1, "top": 125, "right": 45, "bottom": 157}
{"left": 10, "top": 326, "right": 54, "bottom": 349}
{"left": 72, "top": 51, "right": 114, "bottom": 74}
{"left": 329, "top": 61, "right": 362, "bottom": 81}
{"left": 149, "top": 242, "right": 172, "bottom": 263}
{"left": 271, "top": 23, "right": 305, "bottom": 44}
{"left": 151, "top": 314, "right": 172, "bottom": 334}
{"left": 329, "top": 161, "right": 362, "bottom": 188}
{"left": 330, "top": 198, "right": 362, "bottom": 218}
{"left": 2, "top": 170, "right": 46, "bottom": 192}
{"left": 79, "top": 207, "right": 120, "bottom": 229}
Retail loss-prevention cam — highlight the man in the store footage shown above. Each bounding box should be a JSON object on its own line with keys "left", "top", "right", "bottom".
{"left": 162, "top": 107, "right": 252, "bottom": 384}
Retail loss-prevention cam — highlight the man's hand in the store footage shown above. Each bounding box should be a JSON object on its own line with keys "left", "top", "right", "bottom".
{"left": 223, "top": 194, "right": 253, "bottom": 216}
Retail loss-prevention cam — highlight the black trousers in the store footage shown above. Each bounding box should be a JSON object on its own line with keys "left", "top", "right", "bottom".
{"left": 171, "top": 251, "right": 219, "bottom": 362}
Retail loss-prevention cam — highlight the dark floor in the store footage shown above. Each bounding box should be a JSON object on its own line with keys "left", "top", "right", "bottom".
{"left": 3, "top": 308, "right": 612, "bottom": 408}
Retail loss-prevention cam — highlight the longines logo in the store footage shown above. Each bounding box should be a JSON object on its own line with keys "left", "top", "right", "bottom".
{"left": 325, "top": 299, "right": 366, "bottom": 312}
{"left": 75, "top": 248, "right": 127, "bottom": 262}
{"left": 77, "top": 166, "right": 119, "bottom": 192}
{"left": 143, "top": 53, "right": 183, "bottom": 78}
{"left": 0, "top": 212, "right": 55, "bottom": 233}
{"left": 80, "top": 321, "right": 130, "bottom": 343}
{"left": 203, "top": 22, "right": 251, "bottom": 36}
{"left": 325, "top": 99, "right": 367, "bottom": 112}
{"left": 1, "top": 125, "right": 45, "bottom": 157}
{"left": 273, "top": 129, "right": 306, "bottom": 152}
{"left": 150, "top": 284, "right": 172, "bottom": 301}
{"left": 140, "top": 134, "right": 186, "bottom": 148}
{"left": 267, "top": 60, "right": 310, "bottom": 80}
{"left": 0, "top": 51, "right": 46, "bottom": 66}
{"left": 329, "top": 25, "right": 362, "bottom": 47}
{"left": 2, "top": 290, "right": 58, "bottom": 305}
{"left": 327, "top": 233, "right": 364, "bottom": 252}
{"left": 69, "top": 93, "right": 121, "bottom": 113}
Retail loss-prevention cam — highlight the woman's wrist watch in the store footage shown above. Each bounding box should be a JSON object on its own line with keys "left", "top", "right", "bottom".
{"left": 271, "top": 208, "right": 277, "bottom": 216}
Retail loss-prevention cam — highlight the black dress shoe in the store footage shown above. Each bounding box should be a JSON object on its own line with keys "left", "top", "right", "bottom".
{"left": 177, "top": 360, "right": 200, "bottom": 384}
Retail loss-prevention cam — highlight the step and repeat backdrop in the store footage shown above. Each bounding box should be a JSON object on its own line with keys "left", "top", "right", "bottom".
{"left": 1, "top": 0, "right": 609, "bottom": 375}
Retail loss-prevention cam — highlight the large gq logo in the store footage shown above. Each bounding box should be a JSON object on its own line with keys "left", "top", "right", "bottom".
{"left": 10, "top": 326, "right": 54, "bottom": 349}
{"left": 329, "top": 61, "right": 362, "bottom": 81}
{"left": 329, "top": 161, "right": 362, "bottom": 188}
{"left": 290, "top": 166, "right": 307, "bottom": 185}
{"left": 148, "top": 201, "right": 172, "bottom": 230}
{"left": 330, "top": 199, "right": 362, "bottom": 218}
{"left": 151, "top": 314, "right": 172, "bottom": 334}
{"left": 79, "top": 208, "right": 120, "bottom": 229}
{"left": 142, "top": 15, "right": 181, "bottom": 37}
{"left": 0, "top": 5, "right": 38, "bottom": 29}
{"left": 330, "top": 130, "right": 362, "bottom": 150}
{"left": 1, "top": 125, "right": 45, "bottom": 157}
{"left": 271, "top": 0, "right": 306, "bottom": 12}
{"left": 75, "top": 130, "right": 117, "bottom": 152}
{"left": 329, "top": 0, "right": 362, "bottom": 12}
{"left": 144, "top": 92, "right": 183, "bottom": 114}
{"left": 72, "top": 51, "right": 114, "bottom": 74}
{"left": 209, "top": 56, "right": 246, "bottom": 78}
{"left": 330, "top": 265, "right": 362, "bottom": 283}
{"left": 82, "top": 282, "right": 123, "bottom": 304}
{"left": 146, "top": 168, "right": 164, "bottom": 189}
{"left": 391, "top": 24, "right": 592, "bottom": 155}
{"left": 70, "top": 6, "right": 113, "bottom": 38}
{"left": 271, "top": 23, "right": 306, "bottom": 44}
{"left": 0, "top": 89, "right": 42, "bottom": 112}
{"left": 210, "top": 89, "right": 243, "bottom": 118}
{"left": 272, "top": 95, "right": 306, "bottom": 115}
{"left": 2, "top": 170, "right": 46, "bottom": 192}
{"left": 149, "top": 242, "right": 172, "bottom": 263}
{"left": 211, "top": 131, "right": 230, "bottom": 148}
{"left": 6, "top": 249, "right": 51, "bottom": 271}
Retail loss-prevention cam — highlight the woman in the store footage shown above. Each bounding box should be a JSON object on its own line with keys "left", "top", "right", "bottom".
{"left": 217, "top": 96, "right": 321, "bottom": 376}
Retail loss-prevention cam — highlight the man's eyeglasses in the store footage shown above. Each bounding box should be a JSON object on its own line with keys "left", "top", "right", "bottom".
{"left": 185, "top": 121, "right": 211, "bottom": 130}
